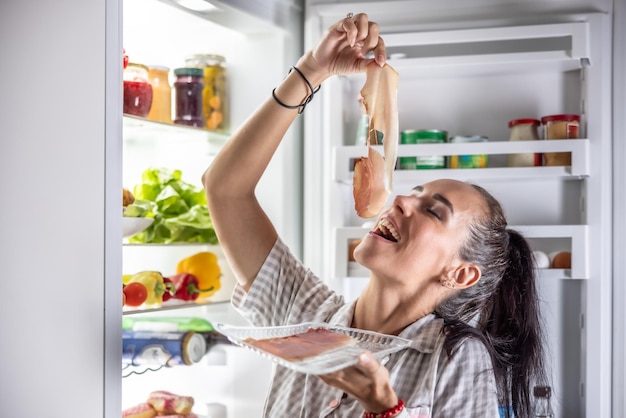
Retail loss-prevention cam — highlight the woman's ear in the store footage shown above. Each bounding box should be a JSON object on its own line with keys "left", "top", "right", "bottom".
{"left": 450, "top": 263, "right": 481, "bottom": 289}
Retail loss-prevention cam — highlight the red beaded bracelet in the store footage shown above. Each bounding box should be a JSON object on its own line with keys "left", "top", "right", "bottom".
{"left": 363, "top": 398, "right": 405, "bottom": 418}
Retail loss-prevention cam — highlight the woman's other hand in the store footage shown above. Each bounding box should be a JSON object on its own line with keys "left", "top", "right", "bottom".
{"left": 298, "top": 13, "right": 387, "bottom": 87}
{"left": 318, "top": 351, "right": 400, "bottom": 414}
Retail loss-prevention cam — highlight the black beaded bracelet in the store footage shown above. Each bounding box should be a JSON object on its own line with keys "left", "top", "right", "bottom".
{"left": 271, "top": 65, "right": 321, "bottom": 114}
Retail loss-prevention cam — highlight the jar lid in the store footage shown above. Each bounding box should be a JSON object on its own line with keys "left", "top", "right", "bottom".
{"left": 174, "top": 67, "right": 204, "bottom": 77}
{"left": 126, "top": 62, "right": 149, "bottom": 72}
{"left": 508, "top": 118, "right": 540, "bottom": 127}
{"left": 540, "top": 114, "right": 580, "bottom": 124}
{"left": 148, "top": 65, "right": 170, "bottom": 71}
{"left": 185, "top": 53, "right": 225, "bottom": 65}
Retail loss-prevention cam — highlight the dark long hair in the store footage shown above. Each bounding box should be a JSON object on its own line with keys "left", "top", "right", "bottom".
{"left": 435, "top": 184, "right": 548, "bottom": 418}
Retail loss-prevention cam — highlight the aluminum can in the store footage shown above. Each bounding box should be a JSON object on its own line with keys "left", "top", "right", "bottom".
{"left": 414, "top": 130, "right": 447, "bottom": 169}
{"left": 122, "top": 330, "right": 207, "bottom": 366}
{"left": 449, "top": 136, "right": 488, "bottom": 168}
{"left": 399, "top": 130, "right": 418, "bottom": 169}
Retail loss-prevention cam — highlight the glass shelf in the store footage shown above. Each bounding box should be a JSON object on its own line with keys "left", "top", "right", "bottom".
{"left": 123, "top": 115, "right": 229, "bottom": 154}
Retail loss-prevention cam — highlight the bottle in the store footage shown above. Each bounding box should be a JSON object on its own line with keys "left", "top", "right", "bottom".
{"left": 507, "top": 118, "right": 541, "bottom": 167}
{"left": 173, "top": 67, "right": 204, "bottom": 127}
{"left": 533, "top": 386, "right": 554, "bottom": 418}
{"left": 184, "top": 54, "right": 229, "bottom": 132}
{"left": 146, "top": 65, "right": 172, "bottom": 124}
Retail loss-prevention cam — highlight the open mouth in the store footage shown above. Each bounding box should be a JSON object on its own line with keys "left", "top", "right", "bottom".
{"left": 374, "top": 218, "right": 400, "bottom": 242}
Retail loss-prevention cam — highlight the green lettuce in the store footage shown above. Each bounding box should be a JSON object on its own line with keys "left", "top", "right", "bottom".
{"left": 123, "top": 167, "right": 217, "bottom": 244}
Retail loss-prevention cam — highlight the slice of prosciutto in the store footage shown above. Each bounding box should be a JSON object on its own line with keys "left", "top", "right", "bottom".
{"left": 353, "top": 62, "right": 399, "bottom": 218}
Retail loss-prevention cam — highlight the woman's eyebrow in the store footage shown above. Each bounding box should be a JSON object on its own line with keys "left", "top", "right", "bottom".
{"left": 412, "top": 185, "right": 454, "bottom": 214}
{"left": 433, "top": 193, "right": 454, "bottom": 214}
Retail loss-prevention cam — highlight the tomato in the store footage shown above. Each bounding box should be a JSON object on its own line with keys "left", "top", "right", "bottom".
{"left": 123, "top": 282, "right": 148, "bottom": 307}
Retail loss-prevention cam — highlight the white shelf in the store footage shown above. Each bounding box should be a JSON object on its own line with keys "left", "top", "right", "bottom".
{"left": 333, "top": 139, "right": 590, "bottom": 182}
{"left": 344, "top": 261, "right": 574, "bottom": 281}
{"left": 334, "top": 225, "right": 588, "bottom": 280}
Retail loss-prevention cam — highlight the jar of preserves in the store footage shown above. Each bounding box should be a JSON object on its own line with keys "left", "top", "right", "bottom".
{"left": 146, "top": 66, "right": 172, "bottom": 124}
{"left": 185, "top": 54, "right": 229, "bottom": 132}
{"left": 507, "top": 119, "right": 541, "bottom": 167}
{"left": 541, "top": 114, "right": 580, "bottom": 166}
{"left": 173, "top": 67, "right": 204, "bottom": 128}
{"left": 123, "top": 63, "right": 153, "bottom": 118}
{"left": 449, "top": 136, "right": 488, "bottom": 168}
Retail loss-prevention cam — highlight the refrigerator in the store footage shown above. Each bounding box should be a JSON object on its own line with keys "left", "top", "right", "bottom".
{"left": 1, "top": 0, "right": 624, "bottom": 417}
{"left": 301, "top": 1, "right": 618, "bottom": 417}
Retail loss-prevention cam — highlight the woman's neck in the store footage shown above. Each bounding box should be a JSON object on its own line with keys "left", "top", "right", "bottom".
{"left": 351, "top": 277, "right": 437, "bottom": 335}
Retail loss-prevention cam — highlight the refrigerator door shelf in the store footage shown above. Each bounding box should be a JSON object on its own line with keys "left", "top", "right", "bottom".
{"left": 333, "top": 139, "right": 590, "bottom": 183}
{"left": 334, "top": 225, "right": 588, "bottom": 280}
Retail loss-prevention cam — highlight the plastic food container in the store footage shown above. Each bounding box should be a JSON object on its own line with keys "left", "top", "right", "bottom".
{"left": 541, "top": 114, "right": 580, "bottom": 166}
{"left": 123, "top": 63, "right": 153, "bottom": 117}
{"left": 448, "top": 136, "right": 488, "bottom": 168}
{"left": 173, "top": 67, "right": 204, "bottom": 128}
{"left": 507, "top": 118, "right": 541, "bottom": 167}
{"left": 185, "top": 54, "right": 229, "bottom": 132}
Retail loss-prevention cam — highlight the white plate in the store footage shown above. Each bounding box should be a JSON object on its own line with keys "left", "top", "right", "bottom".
{"left": 122, "top": 217, "right": 154, "bottom": 238}
{"left": 216, "top": 322, "right": 411, "bottom": 375}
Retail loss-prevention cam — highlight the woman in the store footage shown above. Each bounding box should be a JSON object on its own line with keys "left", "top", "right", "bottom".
{"left": 203, "top": 13, "right": 548, "bottom": 418}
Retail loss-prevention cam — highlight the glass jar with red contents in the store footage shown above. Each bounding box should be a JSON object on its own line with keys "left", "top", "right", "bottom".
{"left": 173, "top": 67, "right": 204, "bottom": 128}
{"left": 123, "top": 63, "right": 153, "bottom": 117}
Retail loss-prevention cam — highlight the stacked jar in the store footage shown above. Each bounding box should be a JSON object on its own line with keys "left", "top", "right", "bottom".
{"left": 541, "top": 114, "right": 580, "bottom": 166}
{"left": 185, "top": 54, "right": 229, "bottom": 132}
{"left": 146, "top": 66, "right": 172, "bottom": 124}
{"left": 123, "top": 63, "right": 153, "bottom": 118}
{"left": 173, "top": 67, "right": 204, "bottom": 128}
{"left": 507, "top": 119, "right": 541, "bottom": 167}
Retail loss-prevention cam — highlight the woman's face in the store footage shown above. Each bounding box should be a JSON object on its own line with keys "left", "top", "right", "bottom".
{"left": 354, "top": 179, "right": 486, "bottom": 286}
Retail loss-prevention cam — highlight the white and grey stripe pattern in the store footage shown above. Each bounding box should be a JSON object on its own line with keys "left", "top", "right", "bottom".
{"left": 232, "top": 238, "right": 501, "bottom": 417}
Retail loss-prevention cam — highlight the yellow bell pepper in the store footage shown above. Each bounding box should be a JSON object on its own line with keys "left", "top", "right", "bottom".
{"left": 129, "top": 271, "right": 165, "bottom": 306}
{"left": 176, "top": 252, "right": 221, "bottom": 299}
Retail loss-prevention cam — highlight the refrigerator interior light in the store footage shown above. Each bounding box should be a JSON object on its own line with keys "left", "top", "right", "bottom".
{"left": 171, "top": 0, "right": 219, "bottom": 13}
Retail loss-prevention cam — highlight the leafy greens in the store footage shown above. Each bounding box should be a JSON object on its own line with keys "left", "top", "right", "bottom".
{"left": 123, "top": 167, "right": 217, "bottom": 244}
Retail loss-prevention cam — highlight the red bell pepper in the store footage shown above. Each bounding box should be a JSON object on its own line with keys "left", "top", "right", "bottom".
{"left": 168, "top": 273, "right": 214, "bottom": 301}
{"left": 162, "top": 277, "right": 175, "bottom": 302}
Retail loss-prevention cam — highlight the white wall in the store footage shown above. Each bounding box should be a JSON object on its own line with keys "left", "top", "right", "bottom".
{"left": 612, "top": 0, "right": 626, "bottom": 415}
{"left": 0, "top": 1, "right": 118, "bottom": 417}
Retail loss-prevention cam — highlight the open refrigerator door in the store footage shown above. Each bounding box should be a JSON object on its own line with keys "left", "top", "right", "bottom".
{"left": 120, "top": 0, "right": 303, "bottom": 416}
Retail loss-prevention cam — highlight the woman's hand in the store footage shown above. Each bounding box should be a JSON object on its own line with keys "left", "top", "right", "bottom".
{"left": 297, "top": 13, "right": 387, "bottom": 86}
{"left": 318, "top": 351, "right": 400, "bottom": 414}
